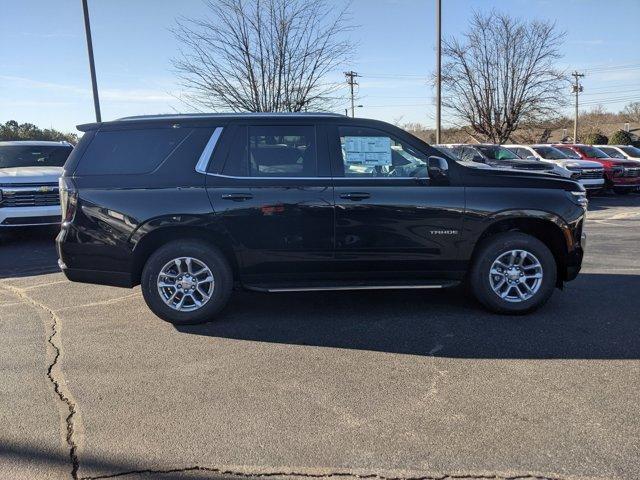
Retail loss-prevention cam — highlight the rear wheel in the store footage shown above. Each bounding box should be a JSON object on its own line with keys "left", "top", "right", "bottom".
{"left": 141, "top": 240, "right": 232, "bottom": 324}
{"left": 469, "top": 232, "right": 557, "bottom": 315}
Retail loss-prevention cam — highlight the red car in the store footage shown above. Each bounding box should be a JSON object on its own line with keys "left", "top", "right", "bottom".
{"left": 553, "top": 144, "right": 640, "bottom": 194}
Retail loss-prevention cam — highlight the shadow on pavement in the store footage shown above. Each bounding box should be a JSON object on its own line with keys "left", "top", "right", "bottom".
{"left": 587, "top": 191, "right": 640, "bottom": 212}
{"left": 0, "top": 439, "right": 239, "bottom": 480}
{"left": 177, "top": 273, "right": 640, "bottom": 360}
{"left": 0, "top": 226, "right": 60, "bottom": 279}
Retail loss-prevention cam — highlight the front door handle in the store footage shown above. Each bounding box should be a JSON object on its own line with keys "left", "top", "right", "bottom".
{"left": 221, "top": 193, "right": 253, "bottom": 201}
{"left": 340, "top": 192, "right": 371, "bottom": 201}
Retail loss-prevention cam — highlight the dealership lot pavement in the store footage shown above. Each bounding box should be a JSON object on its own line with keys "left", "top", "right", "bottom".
{"left": 1, "top": 194, "right": 639, "bottom": 480}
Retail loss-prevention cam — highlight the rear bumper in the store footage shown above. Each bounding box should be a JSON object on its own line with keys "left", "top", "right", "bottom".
{"left": 0, "top": 205, "right": 60, "bottom": 227}
{"left": 58, "top": 259, "right": 134, "bottom": 288}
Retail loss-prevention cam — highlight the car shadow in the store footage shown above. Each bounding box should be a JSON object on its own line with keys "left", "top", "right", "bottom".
{"left": 0, "top": 226, "right": 60, "bottom": 278}
{"left": 176, "top": 273, "right": 640, "bottom": 360}
{"left": 587, "top": 190, "right": 640, "bottom": 211}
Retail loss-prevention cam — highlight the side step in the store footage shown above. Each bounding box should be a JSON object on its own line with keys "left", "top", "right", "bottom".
{"left": 244, "top": 279, "right": 460, "bottom": 293}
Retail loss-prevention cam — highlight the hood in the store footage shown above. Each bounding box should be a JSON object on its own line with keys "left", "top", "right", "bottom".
{"left": 487, "top": 158, "right": 553, "bottom": 171}
{"left": 460, "top": 161, "right": 582, "bottom": 191}
{"left": 554, "top": 159, "right": 603, "bottom": 169}
{"left": 0, "top": 166, "right": 63, "bottom": 184}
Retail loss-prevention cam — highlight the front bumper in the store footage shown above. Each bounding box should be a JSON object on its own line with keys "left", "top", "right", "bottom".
{"left": 580, "top": 178, "right": 605, "bottom": 189}
{"left": 0, "top": 205, "right": 61, "bottom": 227}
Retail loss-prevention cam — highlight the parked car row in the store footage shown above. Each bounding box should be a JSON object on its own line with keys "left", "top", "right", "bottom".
{"left": 436, "top": 142, "right": 640, "bottom": 194}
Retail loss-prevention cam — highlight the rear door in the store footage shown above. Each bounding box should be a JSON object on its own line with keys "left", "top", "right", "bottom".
{"left": 205, "top": 122, "right": 334, "bottom": 283}
{"left": 328, "top": 123, "right": 465, "bottom": 280}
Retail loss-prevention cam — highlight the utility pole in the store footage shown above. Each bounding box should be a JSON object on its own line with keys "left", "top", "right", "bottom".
{"left": 571, "top": 71, "right": 584, "bottom": 144}
{"left": 435, "top": 0, "right": 442, "bottom": 144}
{"left": 344, "top": 71, "right": 359, "bottom": 118}
{"left": 82, "top": 0, "right": 101, "bottom": 122}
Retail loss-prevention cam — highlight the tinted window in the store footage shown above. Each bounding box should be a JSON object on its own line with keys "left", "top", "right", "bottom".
{"left": 249, "top": 125, "right": 316, "bottom": 177}
{"left": 476, "top": 145, "right": 519, "bottom": 161}
{"left": 555, "top": 146, "right": 581, "bottom": 159}
{"left": 598, "top": 147, "right": 626, "bottom": 159}
{"left": 338, "top": 126, "right": 428, "bottom": 178}
{"left": 533, "top": 146, "right": 567, "bottom": 160}
{"left": 578, "top": 146, "right": 609, "bottom": 159}
{"left": 76, "top": 128, "right": 191, "bottom": 175}
{"left": 0, "top": 145, "right": 73, "bottom": 168}
{"left": 621, "top": 146, "right": 640, "bottom": 157}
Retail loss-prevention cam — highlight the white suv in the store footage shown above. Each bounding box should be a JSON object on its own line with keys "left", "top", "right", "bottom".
{"left": 0, "top": 141, "right": 73, "bottom": 227}
{"left": 504, "top": 144, "right": 605, "bottom": 191}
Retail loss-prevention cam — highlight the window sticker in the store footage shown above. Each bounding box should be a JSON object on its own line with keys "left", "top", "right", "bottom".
{"left": 342, "top": 136, "right": 392, "bottom": 166}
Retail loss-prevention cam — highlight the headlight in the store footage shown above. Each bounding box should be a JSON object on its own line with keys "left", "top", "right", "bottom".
{"left": 567, "top": 191, "right": 588, "bottom": 207}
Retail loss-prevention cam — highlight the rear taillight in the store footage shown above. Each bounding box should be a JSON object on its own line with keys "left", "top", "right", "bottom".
{"left": 59, "top": 177, "right": 78, "bottom": 223}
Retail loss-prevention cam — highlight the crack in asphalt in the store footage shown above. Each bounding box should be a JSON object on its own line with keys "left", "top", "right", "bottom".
{"left": 1, "top": 284, "right": 80, "bottom": 479}
{"left": 81, "top": 466, "right": 565, "bottom": 480}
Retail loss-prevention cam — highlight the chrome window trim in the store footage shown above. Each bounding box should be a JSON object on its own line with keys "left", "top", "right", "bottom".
{"left": 204, "top": 173, "right": 423, "bottom": 181}
{"left": 195, "top": 127, "right": 223, "bottom": 174}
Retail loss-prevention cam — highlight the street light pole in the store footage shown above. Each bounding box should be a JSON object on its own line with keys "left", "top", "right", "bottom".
{"left": 435, "top": 0, "right": 442, "bottom": 144}
{"left": 82, "top": 0, "right": 101, "bottom": 122}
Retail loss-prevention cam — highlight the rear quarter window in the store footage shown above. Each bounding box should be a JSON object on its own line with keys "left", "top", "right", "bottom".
{"left": 75, "top": 127, "right": 192, "bottom": 175}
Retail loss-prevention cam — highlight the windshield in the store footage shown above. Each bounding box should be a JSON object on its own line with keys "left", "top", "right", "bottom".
{"left": 579, "top": 146, "right": 610, "bottom": 159}
{"left": 476, "top": 145, "right": 519, "bottom": 161}
{"left": 533, "top": 146, "right": 567, "bottom": 160}
{"left": 0, "top": 145, "right": 73, "bottom": 168}
{"left": 555, "top": 146, "right": 581, "bottom": 159}
{"left": 598, "top": 147, "right": 626, "bottom": 159}
{"left": 621, "top": 146, "right": 640, "bottom": 157}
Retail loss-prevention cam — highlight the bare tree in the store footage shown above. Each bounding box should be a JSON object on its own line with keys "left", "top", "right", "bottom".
{"left": 171, "top": 0, "right": 353, "bottom": 112}
{"left": 441, "top": 11, "right": 567, "bottom": 143}
{"left": 623, "top": 102, "right": 640, "bottom": 123}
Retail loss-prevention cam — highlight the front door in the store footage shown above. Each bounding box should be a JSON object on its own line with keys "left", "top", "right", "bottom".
{"left": 329, "top": 124, "right": 465, "bottom": 280}
{"left": 206, "top": 123, "right": 334, "bottom": 283}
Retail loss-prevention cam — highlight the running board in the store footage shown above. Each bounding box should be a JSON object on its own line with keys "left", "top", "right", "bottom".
{"left": 245, "top": 280, "right": 460, "bottom": 293}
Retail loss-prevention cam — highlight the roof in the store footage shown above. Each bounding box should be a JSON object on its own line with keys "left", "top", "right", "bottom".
{"left": 116, "top": 112, "right": 345, "bottom": 122}
{"left": 76, "top": 111, "right": 369, "bottom": 132}
{"left": 0, "top": 140, "right": 73, "bottom": 146}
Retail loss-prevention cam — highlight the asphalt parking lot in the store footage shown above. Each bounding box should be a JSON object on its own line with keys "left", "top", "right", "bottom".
{"left": 1, "top": 193, "right": 639, "bottom": 480}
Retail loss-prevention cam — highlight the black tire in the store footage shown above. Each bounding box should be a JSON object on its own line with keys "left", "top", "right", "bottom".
{"left": 141, "top": 240, "right": 233, "bottom": 325}
{"left": 613, "top": 187, "right": 631, "bottom": 195}
{"left": 469, "top": 232, "right": 557, "bottom": 315}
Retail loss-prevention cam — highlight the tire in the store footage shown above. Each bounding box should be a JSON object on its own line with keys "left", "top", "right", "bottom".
{"left": 141, "top": 240, "right": 233, "bottom": 324}
{"left": 613, "top": 187, "right": 631, "bottom": 195}
{"left": 469, "top": 232, "right": 557, "bottom": 315}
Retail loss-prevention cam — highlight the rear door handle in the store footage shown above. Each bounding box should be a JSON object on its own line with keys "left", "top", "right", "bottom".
{"left": 221, "top": 193, "right": 253, "bottom": 201}
{"left": 339, "top": 192, "right": 371, "bottom": 201}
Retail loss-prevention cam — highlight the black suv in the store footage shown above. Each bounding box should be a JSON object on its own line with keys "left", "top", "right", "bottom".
{"left": 57, "top": 113, "right": 586, "bottom": 324}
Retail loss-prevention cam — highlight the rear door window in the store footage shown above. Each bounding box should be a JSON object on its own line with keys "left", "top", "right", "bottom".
{"left": 76, "top": 127, "right": 191, "bottom": 175}
{"left": 249, "top": 125, "right": 317, "bottom": 177}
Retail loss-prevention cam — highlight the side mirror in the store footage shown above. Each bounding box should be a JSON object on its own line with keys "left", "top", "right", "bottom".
{"left": 427, "top": 156, "right": 449, "bottom": 179}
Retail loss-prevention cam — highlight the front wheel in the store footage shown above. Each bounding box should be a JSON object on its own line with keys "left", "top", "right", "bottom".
{"left": 469, "top": 232, "right": 557, "bottom": 315}
{"left": 141, "top": 240, "right": 233, "bottom": 324}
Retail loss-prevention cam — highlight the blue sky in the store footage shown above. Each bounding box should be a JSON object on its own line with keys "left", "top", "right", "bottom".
{"left": 1, "top": 0, "right": 639, "bottom": 133}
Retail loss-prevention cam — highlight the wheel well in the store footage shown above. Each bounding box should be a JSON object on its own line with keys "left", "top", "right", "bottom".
{"left": 472, "top": 218, "right": 568, "bottom": 285}
{"left": 131, "top": 226, "right": 239, "bottom": 285}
